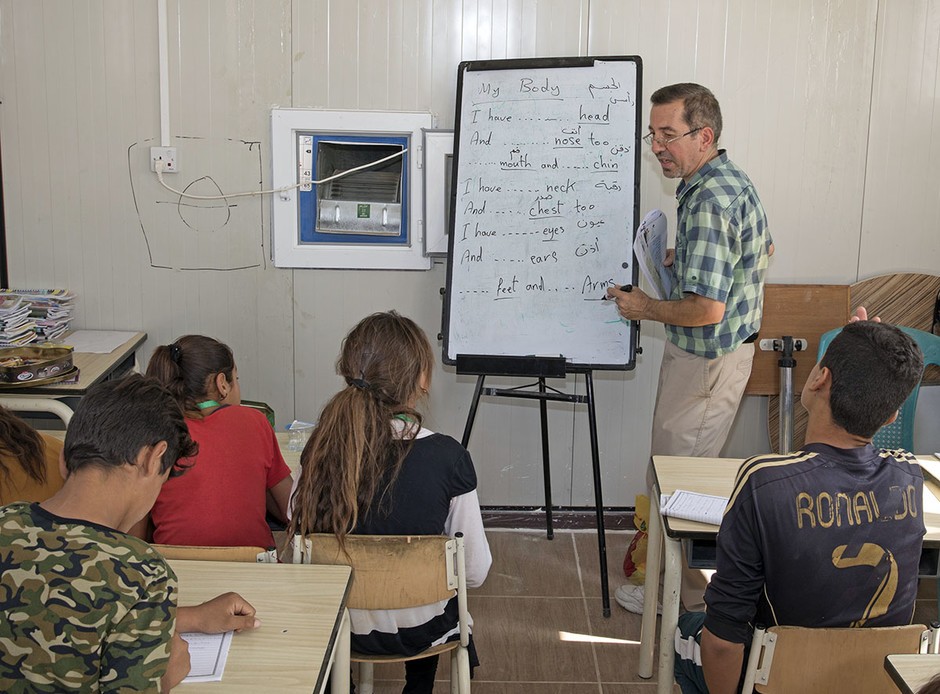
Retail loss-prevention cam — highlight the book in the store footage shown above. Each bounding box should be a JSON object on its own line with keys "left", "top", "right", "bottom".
{"left": 661, "top": 489, "right": 728, "bottom": 525}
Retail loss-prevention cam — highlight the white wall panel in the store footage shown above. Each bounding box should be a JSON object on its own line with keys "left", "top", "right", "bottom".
{"left": 1, "top": 0, "right": 295, "bottom": 423}
{"left": 860, "top": 0, "right": 940, "bottom": 277}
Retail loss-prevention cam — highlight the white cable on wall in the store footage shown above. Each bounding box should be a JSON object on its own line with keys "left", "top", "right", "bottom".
{"left": 157, "top": 0, "right": 170, "bottom": 147}
{"left": 153, "top": 148, "right": 408, "bottom": 201}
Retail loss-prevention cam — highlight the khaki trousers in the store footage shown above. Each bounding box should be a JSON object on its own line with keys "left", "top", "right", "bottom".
{"left": 651, "top": 340, "right": 755, "bottom": 458}
{"left": 649, "top": 340, "right": 754, "bottom": 610}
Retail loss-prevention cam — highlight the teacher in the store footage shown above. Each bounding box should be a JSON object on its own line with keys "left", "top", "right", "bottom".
{"left": 608, "top": 83, "right": 774, "bottom": 611}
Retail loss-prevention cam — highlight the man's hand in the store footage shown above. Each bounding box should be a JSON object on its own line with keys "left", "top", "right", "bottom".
{"left": 161, "top": 631, "right": 191, "bottom": 692}
{"left": 606, "top": 284, "right": 653, "bottom": 321}
{"left": 663, "top": 248, "right": 675, "bottom": 267}
{"left": 849, "top": 306, "right": 881, "bottom": 323}
{"left": 177, "top": 592, "right": 261, "bottom": 634}
{"left": 606, "top": 283, "right": 725, "bottom": 327}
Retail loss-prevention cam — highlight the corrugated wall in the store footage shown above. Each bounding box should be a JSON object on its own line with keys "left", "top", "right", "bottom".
{"left": 1, "top": 0, "right": 938, "bottom": 506}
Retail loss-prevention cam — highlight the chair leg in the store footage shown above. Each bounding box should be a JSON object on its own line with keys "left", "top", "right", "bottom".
{"left": 456, "top": 647, "right": 471, "bottom": 693}
{"left": 450, "top": 651, "right": 459, "bottom": 694}
{"left": 358, "top": 662, "right": 374, "bottom": 694}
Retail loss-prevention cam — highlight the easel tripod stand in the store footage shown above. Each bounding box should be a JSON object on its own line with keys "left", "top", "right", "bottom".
{"left": 456, "top": 354, "right": 614, "bottom": 617}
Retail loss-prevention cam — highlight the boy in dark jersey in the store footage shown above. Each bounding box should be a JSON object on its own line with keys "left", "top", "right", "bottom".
{"left": 674, "top": 318, "right": 926, "bottom": 694}
{"left": 0, "top": 374, "right": 260, "bottom": 692}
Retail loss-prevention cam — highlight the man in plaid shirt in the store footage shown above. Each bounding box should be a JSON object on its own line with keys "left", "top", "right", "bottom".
{"left": 608, "top": 83, "right": 774, "bottom": 613}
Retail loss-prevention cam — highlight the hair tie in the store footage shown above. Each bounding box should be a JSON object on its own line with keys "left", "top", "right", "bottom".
{"left": 169, "top": 343, "right": 183, "bottom": 364}
{"left": 349, "top": 377, "right": 371, "bottom": 390}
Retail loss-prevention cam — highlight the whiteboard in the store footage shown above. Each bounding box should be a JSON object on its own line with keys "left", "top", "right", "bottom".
{"left": 442, "top": 57, "right": 642, "bottom": 370}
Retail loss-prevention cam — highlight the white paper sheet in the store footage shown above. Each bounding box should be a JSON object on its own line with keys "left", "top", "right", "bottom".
{"left": 60, "top": 330, "right": 137, "bottom": 354}
{"left": 180, "top": 631, "right": 233, "bottom": 683}
{"left": 661, "top": 489, "right": 728, "bottom": 525}
{"left": 632, "top": 209, "right": 675, "bottom": 300}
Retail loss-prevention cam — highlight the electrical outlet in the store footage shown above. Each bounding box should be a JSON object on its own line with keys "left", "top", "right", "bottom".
{"left": 150, "top": 146, "right": 178, "bottom": 173}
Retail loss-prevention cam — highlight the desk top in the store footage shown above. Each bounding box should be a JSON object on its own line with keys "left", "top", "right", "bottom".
{"left": 0, "top": 330, "right": 146, "bottom": 395}
{"left": 884, "top": 653, "right": 940, "bottom": 694}
{"left": 275, "top": 431, "right": 302, "bottom": 477}
{"left": 651, "top": 455, "right": 742, "bottom": 539}
{"left": 652, "top": 454, "right": 940, "bottom": 543}
{"left": 169, "top": 559, "right": 351, "bottom": 694}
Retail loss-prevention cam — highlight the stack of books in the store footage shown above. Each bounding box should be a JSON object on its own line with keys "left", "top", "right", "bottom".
{"left": 0, "top": 289, "right": 76, "bottom": 343}
{"left": 0, "top": 295, "right": 38, "bottom": 347}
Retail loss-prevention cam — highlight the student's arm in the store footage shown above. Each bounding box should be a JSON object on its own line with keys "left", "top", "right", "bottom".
{"left": 161, "top": 632, "right": 191, "bottom": 692}
{"left": 701, "top": 627, "right": 745, "bottom": 694}
{"left": 100, "top": 561, "right": 177, "bottom": 691}
{"left": 263, "top": 421, "right": 293, "bottom": 524}
{"left": 266, "top": 475, "right": 293, "bottom": 524}
{"left": 444, "top": 490, "right": 492, "bottom": 588}
{"left": 177, "top": 592, "right": 260, "bottom": 633}
{"left": 700, "top": 466, "right": 766, "bottom": 691}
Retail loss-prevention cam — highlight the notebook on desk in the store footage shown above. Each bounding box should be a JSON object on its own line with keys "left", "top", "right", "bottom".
{"left": 661, "top": 490, "right": 728, "bottom": 526}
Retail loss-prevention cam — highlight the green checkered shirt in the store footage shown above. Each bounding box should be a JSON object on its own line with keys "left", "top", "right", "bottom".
{"left": 665, "top": 151, "right": 772, "bottom": 358}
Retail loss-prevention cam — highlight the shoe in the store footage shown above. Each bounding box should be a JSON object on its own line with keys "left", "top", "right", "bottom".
{"left": 614, "top": 583, "right": 662, "bottom": 615}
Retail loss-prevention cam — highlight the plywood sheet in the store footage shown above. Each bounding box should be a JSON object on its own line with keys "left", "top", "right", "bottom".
{"left": 769, "top": 273, "right": 940, "bottom": 453}
{"left": 852, "top": 272, "right": 940, "bottom": 386}
{"left": 747, "top": 284, "right": 851, "bottom": 396}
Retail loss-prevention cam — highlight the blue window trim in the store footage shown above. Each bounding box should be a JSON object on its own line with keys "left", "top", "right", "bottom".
{"left": 298, "top": 134, "right": 410, "bottom": 246}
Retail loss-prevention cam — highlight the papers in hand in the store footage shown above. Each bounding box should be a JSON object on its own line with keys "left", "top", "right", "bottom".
{"left": 661, "top": 490, "right": 728, "bottom": 526}
{"left": 633, "top": 209, "right": 675, "bottom": 300}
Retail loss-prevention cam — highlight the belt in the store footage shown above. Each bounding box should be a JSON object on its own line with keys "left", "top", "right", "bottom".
{"left": 743, "top": 333, "right": 759, "bottom": 344}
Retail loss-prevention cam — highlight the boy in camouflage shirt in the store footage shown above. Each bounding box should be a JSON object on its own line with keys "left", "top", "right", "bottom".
{"left": 0, "top": 374, "right": 260, "bottom": 692}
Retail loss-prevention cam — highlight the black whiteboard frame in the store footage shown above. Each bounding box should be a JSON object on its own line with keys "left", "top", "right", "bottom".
{"left": 441, "top": 55, "right": 643, "bottom": 374}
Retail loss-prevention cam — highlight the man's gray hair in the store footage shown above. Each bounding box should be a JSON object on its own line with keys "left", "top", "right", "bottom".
{"left": 651, "top": 83, "right": 723, "bottom": 142}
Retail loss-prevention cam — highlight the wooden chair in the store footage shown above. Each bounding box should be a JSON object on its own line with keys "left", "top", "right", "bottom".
{"left": 740, "top": 624, "right": 932, "bottom": 693}
{"left": 294, "top": 533, "right": 471, "bottom": 694}
{"left": 153, "top": 544, "right": 276, "bottom": 563}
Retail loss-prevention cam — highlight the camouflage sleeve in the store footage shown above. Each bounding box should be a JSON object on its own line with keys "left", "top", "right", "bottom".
{"left": 98, "top": 562, "right": 177, "bottom": 693}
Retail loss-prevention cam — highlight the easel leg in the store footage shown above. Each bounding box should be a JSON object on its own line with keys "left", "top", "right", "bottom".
{"left": 584, "top": 371, "right": 610, "bottom": 617}
{"left": 538, "top": 377, "right": 553, "bottom": 540}
{"left": 460, "top": 375, "right": 486, "bottom": 448}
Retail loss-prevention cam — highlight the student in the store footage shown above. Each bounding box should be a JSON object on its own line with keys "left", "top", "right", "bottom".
{"left": 0, "top": 405, "right": 64, "bottom": 504}
{"left": 289, "top": 311, "right": 492, "bottom": 694}
{"left": 143, "top": 335, "right": 292, "bottom": 548}
{"left": 0, "top": 374, "right": 260, "bottom": 692}
{"left": 673, "top": 319, "right": 926, "bottom": 694}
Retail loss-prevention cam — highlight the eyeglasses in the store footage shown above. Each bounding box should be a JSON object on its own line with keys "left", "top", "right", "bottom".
{"left": 642, "top": 127, "right": 702, "bottom": 148}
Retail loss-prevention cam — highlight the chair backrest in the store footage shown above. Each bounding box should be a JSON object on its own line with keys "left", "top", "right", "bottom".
{"left": 295, "top": 534, "right": 460, "bottom": 611}
{"left": 745, "top": 624, "right": 928, "bottom": 693}
{"left": 153, "top": 544, "right": 273, "bottom": 562}
{"left": 0, "top": 433, "right": 65, "bottom": 505}
{"left": 816, "top": 325, "right": 940, "bottom": 450}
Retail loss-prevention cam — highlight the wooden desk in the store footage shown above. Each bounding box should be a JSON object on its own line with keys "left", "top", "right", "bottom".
{"left": 638, "top": 454, "right": 940, "bottom": 694}
{"left": 885, "top": 653, "right": 940, "bottom": 693}
{"left": 0, "top": 330, "right": 146, "bottom": 425}
{"left": 169, "top": 559, "right": 352, "bottom": 694}
{"left": 637, "top": 456, "right": 741, "bottom": 693}
{"left": 275, "top": 430, "right": 302, "bottom": 477}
